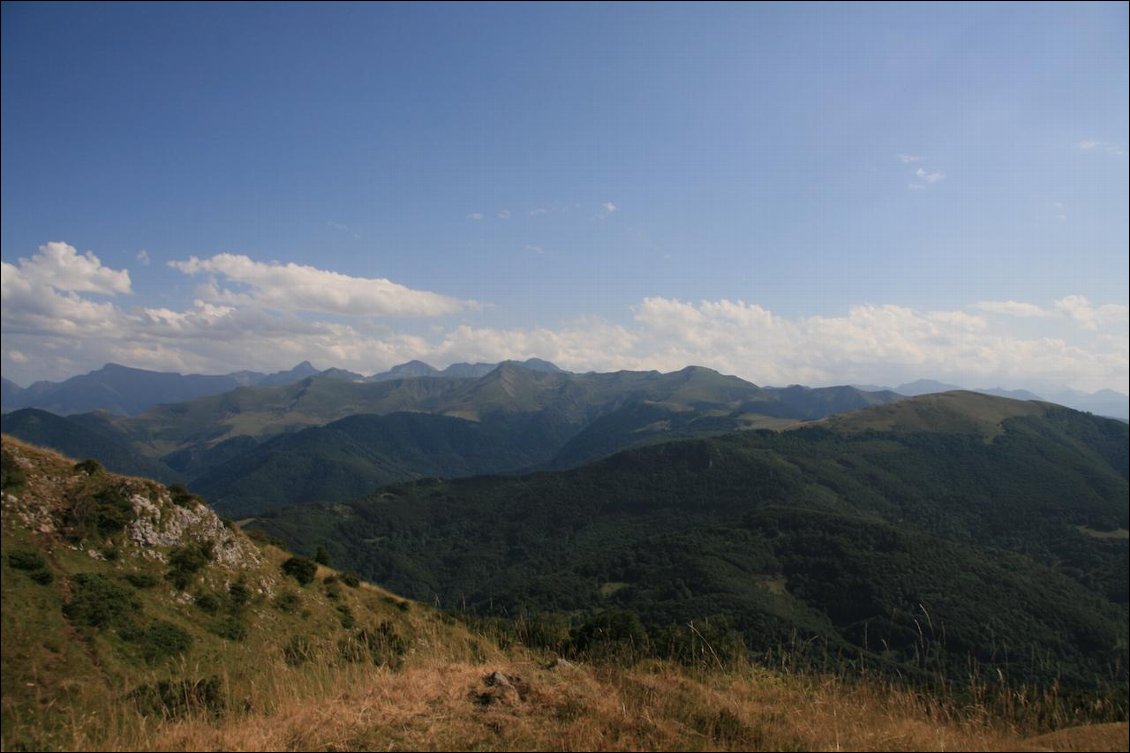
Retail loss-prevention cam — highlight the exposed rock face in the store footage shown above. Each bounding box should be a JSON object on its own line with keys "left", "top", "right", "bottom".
{"left": 128, "top": 493, "right": 259, "bottom": 569}
{"left": 1, "top": 437, "right": 259, "bottom": 573}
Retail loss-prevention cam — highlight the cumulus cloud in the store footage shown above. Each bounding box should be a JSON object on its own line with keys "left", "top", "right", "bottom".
{"left": 1, "top": 243, "right": 1125, "bottom": 394}
{"left": 136, "top": 249, "right": 151, "bottom": 266}
{"left": 168, "top": 253, "right": 477, "bottom": 317}
{"left": 497, "top": 209, "right": 511, "bottom": 220}
{"left": 979, "top": 296, "right": 1128, "bottom": 331}
{"left": 598, "top": 201, "right": 618, "bottom": 218}
{"left": 466, "top": 212, "right": 484, "bottom": 221}
{"left": 1, "top": 243, "right": 133, "bottom": 343}
{"left": 976, "top": 300, "right": 1054, "bottom": 318}
{"left": 896, "top": 154, "right": 924, "bottom": 164}
{"left": 2, "top": 242, "right": 131, "bottom": 296}
{"left": 1054, "top": 295, "right": 1129, "bottom": 331}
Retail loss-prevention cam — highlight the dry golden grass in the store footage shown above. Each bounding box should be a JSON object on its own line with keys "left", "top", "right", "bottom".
{"left": 73, "top": 655, "right": 1127, "bottom": 752}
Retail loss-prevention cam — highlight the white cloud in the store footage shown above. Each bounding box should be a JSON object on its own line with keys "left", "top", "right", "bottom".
{"left": 1, "top": 243, "right": 134, "bottom": 348}
{"left": 976, "top": 300, "right": 1054, "bottom": 318}
{"left": 896, "top": 154, "right": 924, "bottom": 164}
{"left": 168, "top": 253, "right": 476, "bottom": 317}
{"left": 528, "top": 208, "right": 548, "bottom": 216}
{"left": 2, "top": 242, "right": 131, "bottom": 296}
{"left": 2, "top": 244, "right": 1125, "bottom": 394}
{"left": 978, "top": 296, "right": 1128, "bottom": 332}
{"left": 523, "top": 245, "right": 544, "bottom": 254}
{"left": 1079, "top": 139, "right": 1126, "bottom": 156}
{"left": 136, "top": 249, "right": 151, "bottom": 266}
{"left": 596, "top": 201, "right": 618, "bottom": 219}
{"left": 1054, "top": 295, "right": 1129, "bottom": 332}
{"left": 497, "top": 209, "right": 511, "bottom": 220}
{"left": 466, "top": 212, "right": 484, "bottom": 221}
{"left": 914, "top": 167, "right": 945, "bottom": 184}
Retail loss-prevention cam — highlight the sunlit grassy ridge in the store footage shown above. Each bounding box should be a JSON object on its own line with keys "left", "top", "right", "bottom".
{"left": 2, "top": 434, "right": 1127, "bottom": 751}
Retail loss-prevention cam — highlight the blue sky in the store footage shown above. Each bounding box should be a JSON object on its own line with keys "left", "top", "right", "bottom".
{"left": 2, "top": 2, "right": 1127, "bottom": 394}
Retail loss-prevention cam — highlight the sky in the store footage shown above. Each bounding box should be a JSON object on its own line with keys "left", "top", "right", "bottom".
{"left": 2, "top": 2, "right": 1127, "bottom": 394}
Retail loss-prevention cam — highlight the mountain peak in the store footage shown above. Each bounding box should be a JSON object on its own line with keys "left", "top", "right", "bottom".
{"left": 387, "top": 360, "right": 439, "bottom": 376}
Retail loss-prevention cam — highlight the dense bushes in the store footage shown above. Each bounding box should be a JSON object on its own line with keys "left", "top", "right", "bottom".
{"left": 282, "top": 556, "right": 317, "bottom": 585}
{"left": 64, "top": 574, "right": 138, "bottom": 628}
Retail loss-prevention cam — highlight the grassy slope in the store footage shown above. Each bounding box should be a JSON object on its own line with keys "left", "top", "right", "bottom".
{"left": 3, "top": 435, "right": 1128, "bottom": 751}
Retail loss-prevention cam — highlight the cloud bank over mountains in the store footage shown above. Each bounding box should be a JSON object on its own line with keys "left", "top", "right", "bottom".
{"left": 2, "top": 242, "right": 1126, "bottom": 394}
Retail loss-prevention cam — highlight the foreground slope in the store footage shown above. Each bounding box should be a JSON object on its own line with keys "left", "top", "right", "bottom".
{"left": 4, "top": 435, "right": 1126, "bottom": 752}
{"left": 257, "top": 393, "right": 1130, "bottom": 691}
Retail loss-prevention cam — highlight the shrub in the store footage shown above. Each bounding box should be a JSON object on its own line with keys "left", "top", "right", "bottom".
{"left": 7, "top": 550, "right": 47, "bottom": 571}
{"left": 336, "top": 604, "right": 355, "bottom": 629}
{"left": 167, "top": 484, "right": 199, "bottom": 508}
{"left": 314, "top": 545, "right": 332, "bottom": 566}
{"left": 134, "top": 620, "right": 193, "bottom": 663}
{"left": 1, "top": 450, "right": 27, "bottom": 490}
{"left": 340, "top": 571, "right": 361, "bottom": 588}
{"left": 274, "top": 590, "right": 301, "bottom": 613}
{"left": 30, "top": 569, "right": 54, "bottom": 585}
{"left": 212, "top": 616, "right": 249, "bottom": 642}
{"left": 73, "top": 458, "right": 103, "bottom": 475}
{"left": 64, "top": 574, "right": 138, "bottom": 628}
{"left": 228, "top": 580, "right": 251, "bottom": 608}
{"left": 92, "top": 489, "right": 133, "bottom": 536}
{"left": 281, "top": 556, "right": 317, "bottom": 586}
{"left": 570, "top": 609, "right": 650, "bottom": 664}
{"left": 194, "top": 592, "right": 222, "bottom": 614}
{"left": 167, "top": 543, "right": 212, "bottom": 590}
{"left": 63, "top": 486, "right": 135, "bottom": 540}
{"left": 518, "top": 612, "right": 571, "bottom": 653}
{"left": 8, "top": 550, "right": 54, "bottom": 584}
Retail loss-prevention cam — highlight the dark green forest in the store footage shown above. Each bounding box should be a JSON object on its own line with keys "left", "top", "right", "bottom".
{"left": 256, "top": 405, "right": 1129, "bottom": 690}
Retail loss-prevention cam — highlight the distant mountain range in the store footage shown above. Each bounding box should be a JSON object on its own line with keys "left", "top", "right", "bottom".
{"left": 852, "top": 379, "right": 1127, "bottom": 420}
{"left": 3, "top": 358, "right": 1125, "bottom": 514}
{"left": 3, "top": 361, "right": 905, "bottom": 514}
{"left": 0, "top": 358, "right": 567, "bottom": 416}
{"left": 5, "top": 361, "right": 1124, "bottom": 420}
